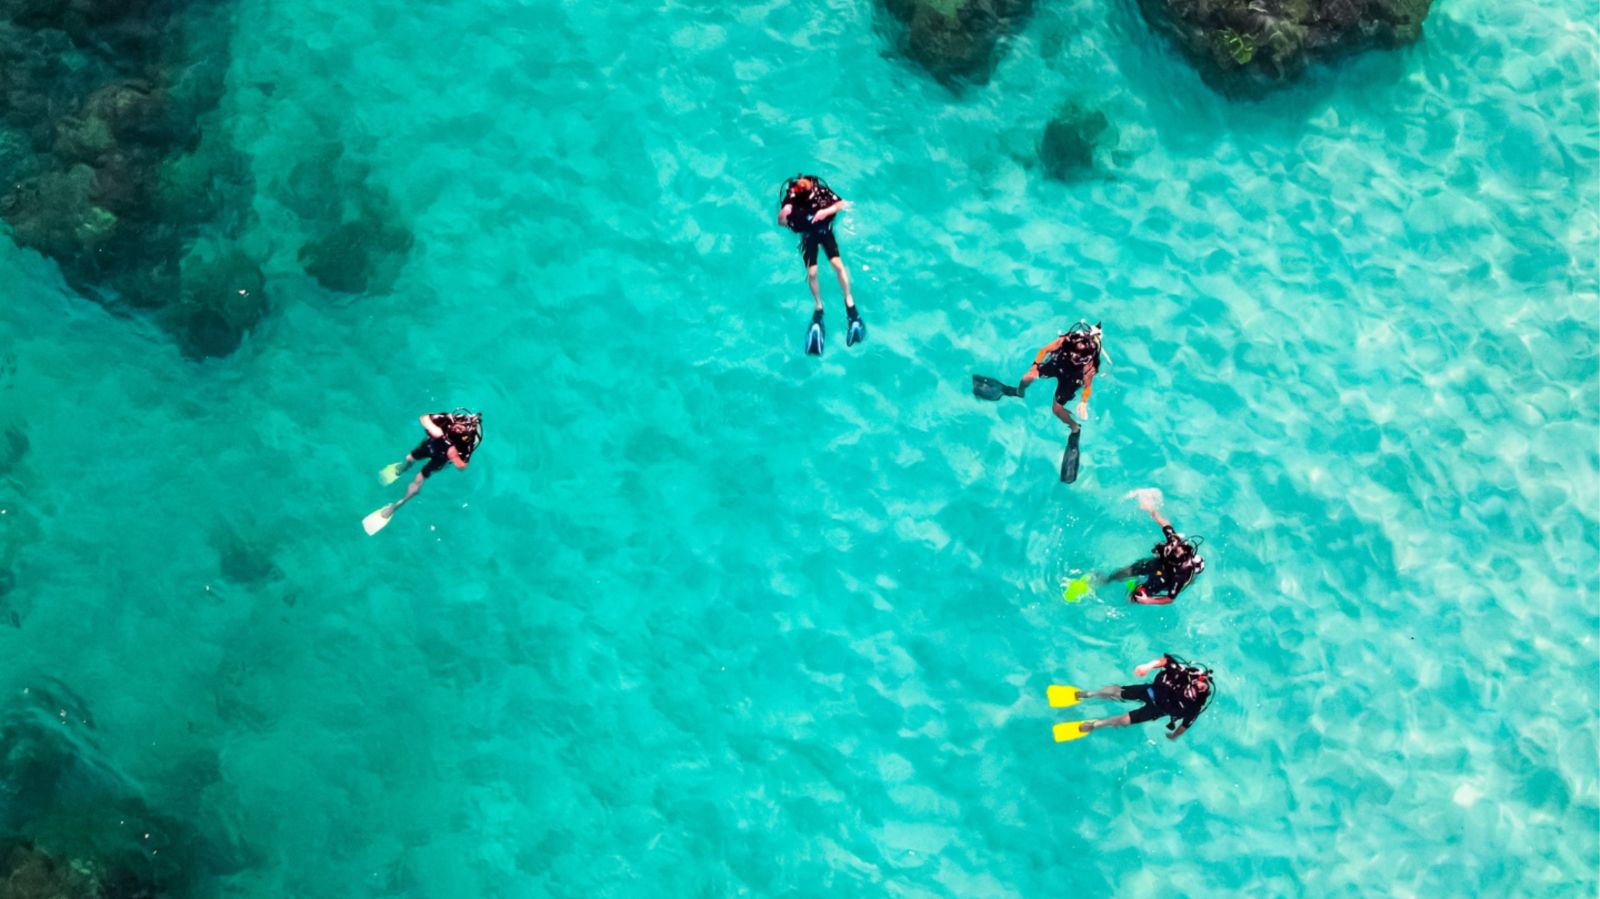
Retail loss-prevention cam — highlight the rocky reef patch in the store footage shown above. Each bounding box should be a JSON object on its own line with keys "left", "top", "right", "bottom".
{"left": 878, "top": 0, "right": 1036, "bottom": 86}
{"left": 1133, "top": 0, "right": 1433, "bottom": 92}
{"left": 0, "top": 1, "right": 414, "bottom": 357}
{"left": 1038, "top": 102, "right": 1115, "bottom": 181}
{"left": 0, "top": 0, "right": 266, "bottom": 359}
{"left": 0, "top": 682, "right": 220, "bottom": 899}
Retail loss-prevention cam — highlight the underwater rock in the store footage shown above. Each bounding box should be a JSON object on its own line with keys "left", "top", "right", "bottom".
{"left": 0, "top": 165, "right": 107, "bottom": 264}
{"left": 1133, "top": 0, "right": 1432, "bottom": 91}
{"left": 0, "top": 0, "right": 262, "bottom": 358}
{"left": 0, "top": 687, "right": 201, "bottom": 897}
{"left": 879, "top": 0, "right": 1036, "bottom": 86}
{"left": 279, "top": 147, "right": 414, "bottom": 295}
{"left": 1039, "top": 103, "right": 1111, "bottom": 181}
{"left": 0, "top": 842, "right": 104, "bottom": 899}
{"left": 298, "top": 206, "right": 413, "bottom": 295}
{"left": 0, "top": 428, "right": 27, "bottom": 478}
{"left": 171, "top": 244, "right": 267, "bottom": 359}
{"left": 211, "top": 526, "right": 280, "bottom": 586}
{"left": 0, "top": 566, "right": 15, "bottom": 630}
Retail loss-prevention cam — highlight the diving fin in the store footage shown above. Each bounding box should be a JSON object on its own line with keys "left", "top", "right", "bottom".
{"left": 362, "top": 504, "right": 395, "bottom": 536}
{"left": 1047, "top": 685, "right": 1082, "bottom": 708}
{"left": 1062, "top": 575, "right": 1094, "bottom": 603}
{"left": 846, "top": 308, "right": 865, "bottom": 347}
{"left": 971, "top": 375, "right": 1022, "bottom": 401}
{"left": 1053, "top": 721, "right": 1092, "bottom": 743}
{"left": 1060, "top": 429, "right": 1081, "bottom": 483}
{"left": 379, "top": 463, "right": 405, "bottom": 486}
{"left": 804, "top": 310, "right": 825, "bottom": 356}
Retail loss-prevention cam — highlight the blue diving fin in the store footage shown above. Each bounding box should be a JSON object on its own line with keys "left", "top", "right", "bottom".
{"left": 805, "top": 310, "right": 825, "bottom": 356}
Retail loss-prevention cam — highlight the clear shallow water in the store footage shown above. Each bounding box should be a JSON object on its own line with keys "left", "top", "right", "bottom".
{"left": 1, "top": 0, "right": 1596, "bottom": 895}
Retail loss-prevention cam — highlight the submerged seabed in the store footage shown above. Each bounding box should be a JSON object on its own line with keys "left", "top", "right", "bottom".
{"left": 0, "top": 0, "right": 1596, "bottom": 896}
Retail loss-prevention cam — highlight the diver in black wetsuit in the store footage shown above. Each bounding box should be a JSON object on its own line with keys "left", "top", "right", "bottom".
{"left": 1102, "top": 495, "right": 1205, "bottom": 605}
{"left": 1017, "top": 322, "right": 1102, "bottom": 432}
{"left": 1059, "top": 654, "right": 1215, "bottom": 742}
{"left": 375, "top": 410, "right": 483, "bottom": 522}
{"left": 777, "top": 174, "right": 863, "bottom": 355}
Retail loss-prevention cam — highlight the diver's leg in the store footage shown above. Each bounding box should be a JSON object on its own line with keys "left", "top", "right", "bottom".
{"left": 806, "top": 264, "right": 823, "bottom": 311}
{"left": 1103, "top": 558, "right": 1158, "bottom": 584}
{"left": 830, "top": 256, "right": 855, "bottom": 310}
{"left": 1081, "top": 713, "right": 1134, "bottom": 733}
{"left": 390, "top": 473, "right": 426, "bottom": 512}
{"left": 1078, "top": 685, "right": 1125, "bottom": 701}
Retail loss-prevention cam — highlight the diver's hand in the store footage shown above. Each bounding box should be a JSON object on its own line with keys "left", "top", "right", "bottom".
{"left": 1075, "top": 401, "right": 1088, "bottom": 419}
{"left": 1133, "top": 489, "right": 1162, "bottom": 515}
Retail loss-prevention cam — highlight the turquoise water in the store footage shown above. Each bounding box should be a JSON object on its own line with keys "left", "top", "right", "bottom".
{"left": 2, "top": 0, "right": 1597, "bottom": 894}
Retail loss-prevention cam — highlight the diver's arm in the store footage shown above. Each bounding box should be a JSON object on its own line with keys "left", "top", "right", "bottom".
{"left": 1019, "top": 338, "right": 1065, "bottom": 393}
{"left": 1133, "top": 657, "right": 1169, "bottom": 678}
{"left": 812, "top": 199, "right": 848, "bottom": 224}
{"left": 1131, "top": 591, "right": 1175, "bottom": 606}
{"left": 778, "top": 204, "right": 792, "bottom": 227}
{"left": 420, "top": 414, "right": 445, "bottom": 439}
{"left": 447, "top": 446, "right": 468, "bottom": 470}
{"left": 1076, "top": 366, "right": 1096, "bottom": 417}
{"left": 1167, "top": 721, "right": 1191, "bottom": 741}
{"left": 1149, "top": 508, "right": 1172, "bottom": 530}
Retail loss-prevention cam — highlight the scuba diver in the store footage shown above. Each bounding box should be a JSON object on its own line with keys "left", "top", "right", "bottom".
{"left": 972, "top": 321, "right": 1103, "bottom": 482}
{"left": 1048, "top": 654, "right": 1215, "bottom": 743}
{"left": 363, "top": 409, "right": 483, "bottom": 535}
{"left": 1101, "top": 491, "right": 1205, "bottom": 605}
{"left": 776, "top": 174, "right": 864, "bottom": 355}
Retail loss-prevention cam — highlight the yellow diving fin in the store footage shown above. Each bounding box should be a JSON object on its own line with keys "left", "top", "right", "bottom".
{"left": 379, "top": 463, "right": 405, "bottom": 485}
{"left": 362, "top": 505, "right": 395, "bottom": 536}
{"left": 1047, "top": 685, "right": 1082, "bottom": 708}
{"left": 1053, "top": 721, "right": 1091, "bottom": 743}
{"left": 1061, "top": 575, "right": 1093, "bottom": 603}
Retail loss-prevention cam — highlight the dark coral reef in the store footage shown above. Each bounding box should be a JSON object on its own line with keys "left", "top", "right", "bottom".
{"left": 1135, "top": 0, "right": 1433, "bottom": 91}
{"left": 879, "top": 0, "right": 1036, "bottom": 86}
{"left": 1039, "top": 102, "right": 1113, "bottom": 181}
{"left": 0, "top": 683, "right": 202, "bottom": 898}
{"left": 0, "top": 841, "right": 159, "bottom": 899}
{"left": 0, "top": 0, "right": 263, "bottom": 358}
{"left": 280, "top": 145, "right": 414, "bottom": 296}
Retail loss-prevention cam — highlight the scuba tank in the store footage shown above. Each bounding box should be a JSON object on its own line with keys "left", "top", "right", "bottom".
{"left": 1154, "top": 655, "right": 1215, "bottom": 729}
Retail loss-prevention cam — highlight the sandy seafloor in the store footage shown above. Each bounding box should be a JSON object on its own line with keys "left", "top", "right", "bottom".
{"left": 1, "top": 0, "right": 1597, "bottom": 895}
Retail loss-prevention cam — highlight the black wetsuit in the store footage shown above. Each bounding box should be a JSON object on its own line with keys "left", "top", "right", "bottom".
{"left": 783, "top": 178, "right": 843, "bottom": 267}
{"left": 1120, "top": 662, "right": 1208, "bottom": 729}
{"left": 1110, "top": 525, "right": 1204, "bottom": 599}
{"left": 1037, "top": 344, "right": 1096, "bottom": 406}
{"left": 409, "top": 413, "right": 480, "bottom": 478}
